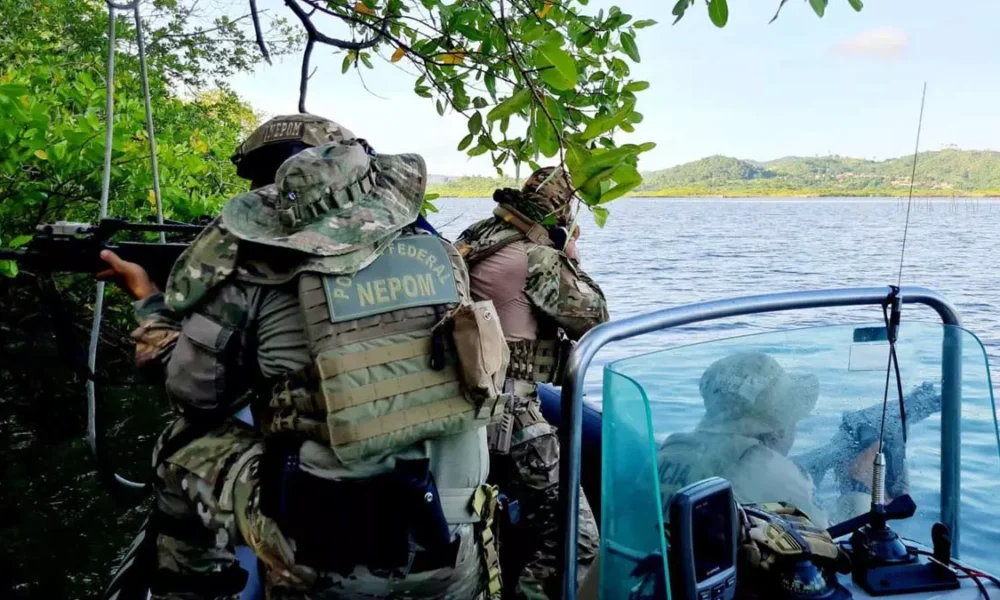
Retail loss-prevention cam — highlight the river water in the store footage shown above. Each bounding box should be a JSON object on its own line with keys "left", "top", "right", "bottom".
{"left": 434, "top": 196, "right": 1000, "bottom": 568}
{"left": 435, "top": 197, "right": 1000, "bottom": 387}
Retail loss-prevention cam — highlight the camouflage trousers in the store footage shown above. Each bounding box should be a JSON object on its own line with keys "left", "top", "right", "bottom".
{"left": 151, "top": 418, "right": 489, "bottom": 600}
{"left": 488, "top": 381, "right": 600, "bottom": 600}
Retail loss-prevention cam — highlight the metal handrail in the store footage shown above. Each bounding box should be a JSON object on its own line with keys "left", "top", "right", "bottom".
{"left": 557, "top": 286, "right": 964, "bottom": 600}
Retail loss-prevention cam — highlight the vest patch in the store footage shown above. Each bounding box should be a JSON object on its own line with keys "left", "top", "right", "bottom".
{"left": 323, "top": 235, "right": 459, "bottom": 323}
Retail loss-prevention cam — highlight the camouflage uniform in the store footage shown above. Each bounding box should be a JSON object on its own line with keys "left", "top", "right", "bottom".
{"left": 655, "top": 353, "right": 829, "bottom": 527}
{"left": 456, "top": 167, "right": 606, "bottom": 599}
{"left": 126, "top": 119, "right": 504, "bottom": 599}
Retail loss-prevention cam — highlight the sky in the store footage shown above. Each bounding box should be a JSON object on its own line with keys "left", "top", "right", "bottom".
{"left": 229, "top": 0, "right": 1000, "bottom": 176}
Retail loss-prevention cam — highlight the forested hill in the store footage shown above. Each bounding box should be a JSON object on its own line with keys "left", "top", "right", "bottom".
{"left": 427, "top": 149, "right": 1000, "bottom": 197}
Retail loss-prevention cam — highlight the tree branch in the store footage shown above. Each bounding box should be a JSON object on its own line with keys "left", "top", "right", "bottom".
{"left": 249, "top": 0, "right": 272, "bottom": 65}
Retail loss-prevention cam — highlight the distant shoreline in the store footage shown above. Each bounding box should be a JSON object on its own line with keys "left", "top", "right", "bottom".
{"left": 427, "top": 188, "right": 1000, "bottom": 199}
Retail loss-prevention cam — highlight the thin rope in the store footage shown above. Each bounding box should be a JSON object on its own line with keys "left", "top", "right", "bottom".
{"left": 896, "top": 82, "right": 927, "bottom": 287}
{"left": 87, "top": 0, "right": 151, "bottom": 491}
{"left": 133, "top": 2, "right": 165, "bottom": 242}
{"left": 87, "top": 6, "right": 117, "bottom": 458}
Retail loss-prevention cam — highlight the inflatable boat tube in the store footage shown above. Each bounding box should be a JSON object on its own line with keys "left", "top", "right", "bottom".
{"left": 537, "top": 383, "right": 603, "bottom": 522}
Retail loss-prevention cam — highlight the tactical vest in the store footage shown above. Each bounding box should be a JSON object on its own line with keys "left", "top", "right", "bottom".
{"left": 267, "top": 231, "right": 505, "bottom": 465}
{"left": 457, "top": 208, "right": 562, "bottom": 385}
{"left": 656, "top": 431, "right": 762, "bottom": 513}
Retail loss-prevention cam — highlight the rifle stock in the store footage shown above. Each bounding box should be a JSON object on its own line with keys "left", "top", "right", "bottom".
{"left": 792, "top": 382, "right": 940, "bottom": 496}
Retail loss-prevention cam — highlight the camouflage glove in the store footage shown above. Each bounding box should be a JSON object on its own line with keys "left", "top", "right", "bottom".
{"left": 739, "top": 503, "right": 851, "bottom": 575}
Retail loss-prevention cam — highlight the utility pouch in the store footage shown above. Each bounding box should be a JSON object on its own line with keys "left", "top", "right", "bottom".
{"left": 166, "top": 312, "right": 242, "bottom": 416}
{"left": 259, "top": 440, "right": 458, "bottom": 574}
{"left": 443, "top": 300, "right": 509, "bottom": 407}
{"left": 487, "top": 380, "right": 517, "bottom": 454}
{"left": 394, "top": 458, "right": 452, "bottom": 554}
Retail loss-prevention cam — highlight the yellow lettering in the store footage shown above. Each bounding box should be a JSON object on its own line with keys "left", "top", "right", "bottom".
{"left": 403, "top": 275, "right": 419, "bottom": 297}
{"left": 388, "top": 277, "right": 402, "bottom": 300}
{"left": 374, "top": 280, "right": 390, "bottom": 303}
{"left": 426, "top": 254, "right": 437, "bottom": 268}
{"left": 397, "top": 243, "right": 407, "bottom": 256}
{"left": 417, "top": 248, "right": 428, "bottom": 263}
{"left": 357, "top": 282, "right": 375, "bottom": 307}
{"left": 332, "top": 287, "right": 349, "bottom": 300}
{"left": 336, "top": 276, "right": 352, "bottom": 288}
{"left": 417, "top": 274, "right": 435, "bottom": 296}
{"left": 434, "top": 264, "right": 448, "bottom": 284}
{"left": 407, "top": 244, "right": 418, "bottom": 258}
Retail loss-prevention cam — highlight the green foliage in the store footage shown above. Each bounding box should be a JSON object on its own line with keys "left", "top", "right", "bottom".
{"left": 427, "top": 150, "right": 1000, "bottom": 198}
{"left": 0, "top": 0, "right": 286, "bottom": 596}
{"left": 305, "top": 0, "right": 670, "bottom": 222}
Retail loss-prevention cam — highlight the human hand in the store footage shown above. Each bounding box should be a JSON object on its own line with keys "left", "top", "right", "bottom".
{"left": 847, "top": 441, "right": 880, "bottom": 489}
{"left": 98, "top": 250, "right": 159, "bottom": 300}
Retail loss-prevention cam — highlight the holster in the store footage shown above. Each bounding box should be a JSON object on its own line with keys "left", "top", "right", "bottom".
{"left": 487, "top": 380, "right": 517, "bottom": 455}
{"left": 259, "top": 436, "right": 457, "bottom": 575}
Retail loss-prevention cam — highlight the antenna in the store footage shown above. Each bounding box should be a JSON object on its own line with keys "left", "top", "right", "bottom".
{"left": 873, "top": 82, "right": 927, "bottom": 499}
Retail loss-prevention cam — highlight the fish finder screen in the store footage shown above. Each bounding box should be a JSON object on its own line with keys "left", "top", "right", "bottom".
{"left": 692, "top": 492, "right": 733, "bottom": 582}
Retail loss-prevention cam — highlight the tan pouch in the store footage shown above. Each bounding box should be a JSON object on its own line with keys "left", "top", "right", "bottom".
{"left": 447, "top": 300, "right": 510, "bottom": 405}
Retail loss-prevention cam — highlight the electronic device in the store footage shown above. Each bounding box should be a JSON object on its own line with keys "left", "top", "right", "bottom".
{"left": 668, "top": 477, "right": 738, "bottom": 600}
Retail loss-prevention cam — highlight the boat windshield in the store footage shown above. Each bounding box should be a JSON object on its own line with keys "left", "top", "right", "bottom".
{"left": 600, "top": 321, "right": 1000, "bottom": 598}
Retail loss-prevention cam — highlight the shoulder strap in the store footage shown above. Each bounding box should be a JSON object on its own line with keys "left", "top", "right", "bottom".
{"left": 493, "top": 204, "right": 553, "bottom": 247}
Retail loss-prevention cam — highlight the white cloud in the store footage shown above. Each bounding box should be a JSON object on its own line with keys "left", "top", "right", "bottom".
{"left": 833, "top": 26, "right": 909, "bottom": 59}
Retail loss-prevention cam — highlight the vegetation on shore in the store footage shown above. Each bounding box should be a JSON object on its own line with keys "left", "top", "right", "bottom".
{"left": 428, "top": 150, "right": 1000, "bottom": 198}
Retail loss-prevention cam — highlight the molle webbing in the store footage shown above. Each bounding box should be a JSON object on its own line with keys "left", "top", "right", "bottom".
{"left": 506, "top": 338, "right": 559, "bottom": 383}
{"left": 269, "top": 245, "right": 499, "bottom": 463}
{"left": 277, "top": 167, "right": 378, "bottom": 229}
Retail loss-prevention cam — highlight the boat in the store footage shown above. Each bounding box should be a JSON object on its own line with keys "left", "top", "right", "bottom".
{"left": 228, "top": 285, "right": 999, "bottom": 600}
{"left": 558, "top": 286, "right": 1000, "bottom": 600}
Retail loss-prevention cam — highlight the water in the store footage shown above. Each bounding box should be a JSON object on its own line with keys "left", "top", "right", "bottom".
{"left": 432, "top": 196, "right": 1000, "bottom": 568}
{"left": 434, "top": 197, "right": 1000, "bottom": 388}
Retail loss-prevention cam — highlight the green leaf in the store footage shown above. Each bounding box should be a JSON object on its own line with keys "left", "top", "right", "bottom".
{"left": 473, "top": 97, "right": 488, "bottom": 109}
{"left": 487, "top": 89, "right": 531, "bottom": 122}
{"left": 599, "top": 179, "right": 641, "bottom": 204}
{"left": 589, "top": 71, "right": 607, "bottom": 82}
{"left": 342, "top": 52, "right": 353, "bottom": 74}
{"left": 623, "top": 81, "right": 650, "bottom": 93}
{"left": 809, "top": 0, "right": 827, "bottom": 17}
{"left": 415, "top": 86, "right": 432, "bottom": 98}
{"left": 535, "top": 43, "right": 578, "bottom": 91}
{"left": 423, "top": 192, "right": 440, "bottom": 201}
{"left": 612, "top": 165, "right": 641, "bottom": 186}
{"left": 708, "top": 0, "right": 728, "bottom": 27}
{"left": 591, "top": 206, "right": 609, "bottom": 228}
{"left": 633, "top": 19, "right": 658, "bottom": 28}
{"left": 9, "top": 235, "right": 31, "bottom": 248}
{"left": 0, "top": 260, "right": 18, "bottom": 278}
{"left": 672, "top": 0, "right": 693, "bottom": 24}
{"left": 848, "top": 0, "right": 863, "bottom": 10}
{"left": 534, "top": 109, "right": 559, "bottom": 158}
{"left": 360, "top": 53, "right": 374, "bottom": 69}
{"left": 580, "top": 99, "right": 636, "bottom": 140}
{"left": 484, "top": 73, "right": 497, "bottom": 100}
{"left": 620, "top": 32, "right": 640, "bottom": 63}
{"left": 436, "top": 99, "right": 445, "bottom": 116}
{"left": 458, "top": 133, "right": 474, "bottom": 151}
{"left": 463, "top": 112, "right": 480, "bottom": 136}
{"left": 468, "top": 144, "right": 489, "bottom": 157}
{"left": 637, "top": 141, "right": 657, "bottom": 152}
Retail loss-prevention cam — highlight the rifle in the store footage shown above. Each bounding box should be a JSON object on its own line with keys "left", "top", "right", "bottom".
{"left": 791, "top": 381, "right": 940, "bottom": 497}
{"left": 0, "top": 219, "right": 205, "bottom": 288}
